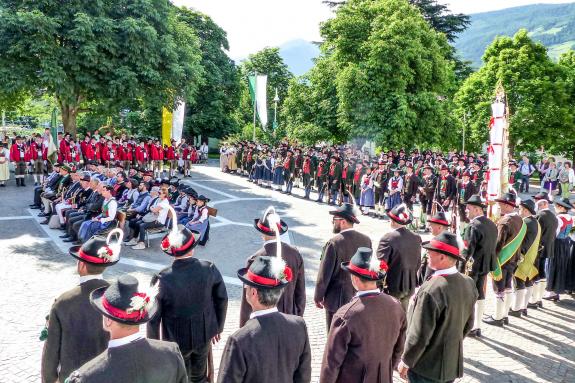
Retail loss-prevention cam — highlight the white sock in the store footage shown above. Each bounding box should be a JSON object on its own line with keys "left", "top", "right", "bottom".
{"left": 33, "top": 174, "right": 38, "bottom": 183}
{"left": 524, "top": 286, "right": 534, "bottom": 309}
{"left": 513, "top": 289, "right": 526, "bottom": 311}
{"left": 537, "top": 281, "right": 547, "bottom": 301}
{"left": 473, "top": 299, "right": 485, "bottom": 330}
{"left": 494, "top": 296, "right": 506, "bottom": 320}
{"left": 504, "top": 291, "right": 513, "bottom": 317}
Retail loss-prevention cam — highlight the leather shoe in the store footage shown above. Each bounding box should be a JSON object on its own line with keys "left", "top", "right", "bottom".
{"left": 467, "top": 328, "right": 481, "bottom": 338}
{"left": 503, "top": 317, "right": 509, "bottom": 325}
{"left": 521, "top": 309, "right": 528, "bottom": 316}
{"left": 59, "top": 234, "right": 70, "bottom": 239}
{"left": 40, "top": 219, "right": 49, "bottom": 225}
{"left": 508, "top": 309, "right": 522, "bottom": 318}
{"left": 63, "top": 238, "right": 76, "bottom": 243}
{"left": 527, "top": 302, "right": 539, "bottom": 309}
{"left": 482, "top": 316, "right": 505, "bottom": 327}
{"left": 543, "top": 295, "right": 560, "bottom": 302}
{"left": 38, "top": 212, "right": 49, "bottom": 217}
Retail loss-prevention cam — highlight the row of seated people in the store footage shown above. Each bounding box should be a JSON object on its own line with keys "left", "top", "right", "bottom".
{"left": 30, "top": 163, "right": 211, "bottom": 250}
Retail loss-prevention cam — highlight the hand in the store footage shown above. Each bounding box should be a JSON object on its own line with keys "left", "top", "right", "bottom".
{"left": 92, "top": 217, "right": 98, "bottom": 222}
{"left": 211, "top": 333, "right": 221, "bottom": 344}
{"left": 315, "top": 300, "right": 324, "bottom": 309}
{"left": 398, "top": 361, "right": 409, "bottom": 380}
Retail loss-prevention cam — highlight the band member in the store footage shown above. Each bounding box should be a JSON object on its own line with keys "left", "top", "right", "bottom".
{"left": 42, "top": 231, "right": 122, "bottom": 383}
{"left": 10, "top": 135, "right": 27, "bottom": 186}
{"left": 320, "top": 247, "right": 406, "bottom": 383}
{"left": 302, "top": 153, "right": 313, "bottom": 199}
{"left": 315, "top": 204, "right": 372, "bottom": 330}
{"left": 528, "top": 193, "right": 558, "bottom": 308}
{"left": 418, "top": 210, "right": 451, "bottom": 285}
{"left": 456, "top": 172, "right": 475, "bottom": 231}
{"left": 359, "top": 166, "right": 375, "bottom": 215}
{"left": 327, "top": 156, "right": 342, "bottom": 205}
{"left": 218, "top": 256, "right": 312, "bottom": 383}
{"left": 419, "top": 165, "right": 437, "bottom": 230}
{"left": 135, "top": 141, "right": 148, "bottom": 170}
{"left": 483, "top": 193, "right": 526, "bottom": 327}
{"left": 510, "top": 199, "right": 541, "bottom": 317}
{"left": 66, "top": 275, "right": 188, "bottom": 382}
{"left": 352, "top": 161, "right": 364, "bottom": 203}
{"left": 149, "top": 220, "right": 228, "bottom": 382}
{"left": 402, "top": 163, "right": 419, "bottom": 212}
{"left": 386, "top": 168, "right": 403, "bottom": 212}
{"left": 435, "top": 165, "right": 457, "bottom": 210}
{"left": 315, "top": 159, "right": 327, "bottom": 203}
{"left": 280, "top": 150, "right": 294, "bottom": 194}
{"left": 29, "top": 135, "right": 47, "bottom": 186}
{"left": 461, "top": 195, "right": 498, "bottom": 337}
{"left": 239, "top": 208, "right": 306, "bottom": 327}
{"left": 166, "top": 140, "right": 178, "bottom": 177}
{"left": 339, "top": 158, "right": 353, "bottom": 204}
{"left": 398, "top": 232, "right": 477, "bottom": 383}
{"left": 377, "top": 204, "right": 422, "bottom": 311}
{"left": 373, "top": 161, "right": 388, "bottom": 219}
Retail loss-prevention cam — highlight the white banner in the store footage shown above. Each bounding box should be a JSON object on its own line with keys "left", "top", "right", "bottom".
{"left": 256, "top": 75, "right": 268, "bottom": 128}
{"left": 171, "top": 101, "right": 186, "bottom": 143}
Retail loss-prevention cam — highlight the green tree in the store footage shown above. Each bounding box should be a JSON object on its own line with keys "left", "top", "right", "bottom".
{"left": 454, "top": 30, "right": 572, "bottom": 154}
{"left": 322, "top": 0, "right": 457, "bottom": 148}
{"left": 237, "top": 47, "right": 294, "bottom": 131}
{"left": 0, "top": 0, "right": 203, "bottom": 136}
{"left": 556, "top": 50, "right": 575, "bottom": 161}
{"left": 176, "top": 7, "right": 240, "bottom": 139}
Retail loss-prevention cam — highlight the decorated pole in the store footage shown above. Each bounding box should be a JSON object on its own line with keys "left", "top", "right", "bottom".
{"left": 487, "top": 82, "right": 510, "bottom": 219}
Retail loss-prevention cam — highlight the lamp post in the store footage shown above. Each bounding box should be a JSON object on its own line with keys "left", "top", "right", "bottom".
{"left": 273, "top": 88, "right": 279, "bottom": 130}
{"left": 462, "top": 111, "right": 470, "bottom": 153}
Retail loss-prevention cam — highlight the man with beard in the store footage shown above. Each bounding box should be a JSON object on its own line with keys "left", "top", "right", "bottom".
{"left": 315, "top": 204, "right": 372, "bottom": 330}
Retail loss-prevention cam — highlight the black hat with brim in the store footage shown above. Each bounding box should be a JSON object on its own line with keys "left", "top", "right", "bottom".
{"left": 554, "top": 198, "right": 574, "bottom": 210}
{"left": 329, "top": 203, "right": 360, "bottom": 224}
{"left": 68, "top": 233, "right": 120, "bottom": 267}
{"left": 464, "top": 194, "right": 486, "bottom": 209}
{"left": 237, "top": 256, "right": 290, "bottom": 290}
{"left": 422, "top": 232, "right": 465, "bottom": 261}
{"left": 494, "top": 192, "right": 517, "bottom": 208}
{"left": 428, "top": 211, "right": 450, "bottom": 227}
{"left": 341, "top": 247, "right": 386, "bottom": 281}
{"left": 520, "top": 199, "right": 537, "bottom": 215}
{"left": 253, "top": 218, "right": 288, "bottom": 236}
{"left": 90, "top": 275, "right": 158, "bottom": 325}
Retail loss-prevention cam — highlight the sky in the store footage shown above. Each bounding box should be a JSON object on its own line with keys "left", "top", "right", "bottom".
{"left": 172, "top": 0, "right": 575, "bottom": 59}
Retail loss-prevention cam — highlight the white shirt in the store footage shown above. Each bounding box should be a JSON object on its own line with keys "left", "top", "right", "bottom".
{"left": 156, "top": 198, "right": 171, "bottom": 225}
{"left": 355, "top": 288, "right": 380, "bottom": 298}
{"left": 432, "top": 266, "right": 458, "bottom": 277}
{"left": 79, "top": 274, "right": 103, "bottom": 284}
{"left": 108, "top": 333, "right": 143, "bottom": 349}
{"left": 249, "top": 307, "right": 278, "bottom": 320}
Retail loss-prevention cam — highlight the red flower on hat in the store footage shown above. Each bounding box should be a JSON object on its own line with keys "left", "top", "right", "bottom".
{"left": 161, "top": 237, "right": 171, "bottom": 251}
{"left": 379, "top": 260, "right": 389, "bottom": 272}
{"left": 283, "top": 266, "right": 293, "bottom": 282}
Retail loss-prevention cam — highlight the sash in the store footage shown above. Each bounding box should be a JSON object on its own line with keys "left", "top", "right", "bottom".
{"left": 514, "top": 221, "right": 541, "bottom": 281}
{"left": 491, "top": 221, "right": 527, "bottom": 281}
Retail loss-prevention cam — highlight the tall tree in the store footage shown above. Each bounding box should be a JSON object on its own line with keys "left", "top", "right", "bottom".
{"left": 556, "top": 50, "right": 575, "bottom": 161}
{"left": 237, "top": 47, "right": 294, "bottom": 131}
{"left": 176, "top": 7, "right": 240, "bottom": 139}
{"left": 454, "top": 30, "right": 571, "bottom": 153}
{"left": 0, "top": 0, "right": 203, "bottom": 136}
{"left": 322, "top": 0, "right": 457, "bottom": 149}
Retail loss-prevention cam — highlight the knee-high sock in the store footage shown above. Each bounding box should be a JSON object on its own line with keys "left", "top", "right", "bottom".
{"left": 524, "top": 286, "right": 534, "bottom": 309}
{"left": 513, "top": 289, "right": 526, "bottom": 311}
{"left": 503, "top": 290, "right": 513, "bottom": 317}
{"left": 536, "top": 281, "right": 547, "bottom": 301}
{"left": 473, "top": 299, "right": 485, "bottom": 330}
{"left": 494, "top": 294, "right": 506, "bottom": 320}
{"left": 33, "top": 174, "right": 38, "bottom": 183}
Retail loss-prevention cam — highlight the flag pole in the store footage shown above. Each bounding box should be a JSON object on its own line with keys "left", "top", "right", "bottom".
{"left": 253, "top": 74, "right": 257, "bottom": 142}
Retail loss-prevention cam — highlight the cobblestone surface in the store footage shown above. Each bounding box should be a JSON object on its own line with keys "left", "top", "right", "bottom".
{"left": 0, "top": 169, "right": 573, "bottom": 383}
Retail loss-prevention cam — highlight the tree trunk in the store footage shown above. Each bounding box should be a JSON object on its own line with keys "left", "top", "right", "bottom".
{"left": 60, "top": 104, "right": 78, "bottom": 137}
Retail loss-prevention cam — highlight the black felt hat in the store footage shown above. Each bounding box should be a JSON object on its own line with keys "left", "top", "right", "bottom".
{"left": 422, "top": 232, "right": 465, "bottom": 261}
{"left": 464, "top": 194, "right": 486, "bottom": 209}
{"left": 90, "top": 274, "right": 159, "bottom": 325}
{"left": 554, "top": 197, "right": 574, "bottom": 210}
{"left": 495, "top": 192, "right": 517, "bottom": 208}
{"left": 254, "top": 206, "right": 288, "bottom": 236}
{"left": 160, "top": 206, "right": 200, "bottom": 257}
{"left": 196, "top": 194, "right": 210, "bottom": 203}
{"left": 428, "top": 211, "right": 450, "bottom": 227}
{"left": 69, "top": 228, "right": 123, "bottom": 267}
{"left": 341, "top": 247, "right": 387, "bottom": 281}
{"left": 520, "top": 199, "right": 537, "bottom": 215}
{"left": 532, "top": 192, "right": 550, "bottom": 202}
{"left": 329, "top": 203, "right": 360, "bottom": 224}
{"left": 237, "top": 255, "right": 292, "bottom": 290}
{"left": 388, "top": 204, "right": 413, "bottom": 225}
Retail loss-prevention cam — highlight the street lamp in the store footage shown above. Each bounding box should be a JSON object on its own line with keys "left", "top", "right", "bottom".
{"left": 273, "top": 88, "right": 279, "bottom": 130}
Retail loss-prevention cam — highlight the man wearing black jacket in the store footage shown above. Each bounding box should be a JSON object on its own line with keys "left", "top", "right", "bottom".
{"left": 435, "top": 165, "right": 457, "bottom": 211}
{"left": 62, "top": 179, "right": 104, "bottom": 243}
{"left": 148, "top": 226, "right": 228, "bottom": 383}
{"left": 30, "top": 164, "right": 62, "bottom": 209}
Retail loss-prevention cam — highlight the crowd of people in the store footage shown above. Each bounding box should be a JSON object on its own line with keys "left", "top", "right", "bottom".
{"left": 1, "top": 131, "right": 573, "bottom": 382}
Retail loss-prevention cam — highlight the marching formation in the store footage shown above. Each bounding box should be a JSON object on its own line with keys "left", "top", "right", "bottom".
{"left": 0, "top": 131, "right": 572, "bottom": 382}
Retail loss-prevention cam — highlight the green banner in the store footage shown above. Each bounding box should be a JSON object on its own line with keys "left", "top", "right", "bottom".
{"left": 50, "top": 108, "right": 58, "bottom": 142}
{"left": 491, "top": 221, "right": 527, "bottom": 281}
{"left": 248, "top": 75, "right": 256, "bottom": 106}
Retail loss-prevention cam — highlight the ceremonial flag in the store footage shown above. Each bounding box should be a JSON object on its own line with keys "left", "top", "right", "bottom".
{"left": 172, "top": 101, "right": 185, "bottom": 142}
{"left": 162, "top": 107, "right": 172, "bottom": 146}
{"left": 248, "top": 75, "right": 268, "bottom": 128}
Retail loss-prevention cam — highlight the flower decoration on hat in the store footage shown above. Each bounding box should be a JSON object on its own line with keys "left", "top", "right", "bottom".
{"left": 161, "top": 206, "right": 185, "bottom": 253}
{"left": 99, "top": 228, "right": 123, "bottom": 263}
{"left": 126, "top": 282, "right": 158, "bottom": 320}
{"left": 270, "top": 255, "right": 293, "bottom": 283}
{"left": 369, "top": 252, "right": 389, "bottom": 273}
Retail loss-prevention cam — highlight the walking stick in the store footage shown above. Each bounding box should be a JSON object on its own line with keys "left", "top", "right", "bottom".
{"left": 207, "top": 344, "right": 214, "bottom": 382}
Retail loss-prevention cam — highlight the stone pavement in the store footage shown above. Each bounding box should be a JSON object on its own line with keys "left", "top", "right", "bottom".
{"left": 0, "top": 165, "right": 573, "bottom": 383}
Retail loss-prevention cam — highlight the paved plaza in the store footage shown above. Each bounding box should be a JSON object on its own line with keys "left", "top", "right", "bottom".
{"left": 0, "top": 163, "right": 574, "bottom": 383}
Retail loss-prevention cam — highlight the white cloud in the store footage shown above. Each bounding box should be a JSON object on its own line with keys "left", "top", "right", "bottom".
{"left": 172, "top": 1, "right": 575, "bottom": 59}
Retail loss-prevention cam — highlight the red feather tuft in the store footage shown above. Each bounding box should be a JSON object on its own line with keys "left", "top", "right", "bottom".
{"left": 379, "top": 260, "right": 389, "bottom": 272}
{"left": 161, "top": 237, "right": 170, "bottom": 250}
{"left": 284, "top": 266, "right": 293, "bottom": 282}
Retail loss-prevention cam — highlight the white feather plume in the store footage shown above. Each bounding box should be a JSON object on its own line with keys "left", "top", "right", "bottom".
{"left": 269, "top": 255, "right": 287, "bottom": 279}
{"left": 128, "top": 280, "right": 159, "bottom": 314}
{"left": 262, "top": 205, "right": 284, "bottom": 262}
{"left": 100, "top": 228, "right": 123, "bottom": 262}
{"left": 455, "top": 234, "right": 465, "bottom": 252}
{"left": 165, "top": 206, "right": 185, "bottom": 248}
{"left": 368, "top": 253, "right": 381, "bottom": 272}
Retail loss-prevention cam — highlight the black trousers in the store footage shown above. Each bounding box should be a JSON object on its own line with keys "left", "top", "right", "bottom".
{"left": 470, "top": 272, "right": 488, "bottom": 300}
{"left": 183, "top": 343, "right": 210, "bottom": 383}
{"left": 33, "top": 187, "right": 44, "bottom": 205}
{"left": 493, "top": 265, "right": 515, "bottom": 293}
{"left": 69, "top": 214, "right": 89, "bottom": 239}
{"left": 325, "top": 310, "right": 336, "bottom": 333}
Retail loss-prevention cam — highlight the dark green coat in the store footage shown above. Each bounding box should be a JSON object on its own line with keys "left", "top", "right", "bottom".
{"left": 403, "top": 272, "right": 477, "bottom": 382}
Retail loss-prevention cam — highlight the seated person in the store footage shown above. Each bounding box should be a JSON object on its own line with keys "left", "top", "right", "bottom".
{"left": 125, "top": 186, "right": 171, "bottom": 250}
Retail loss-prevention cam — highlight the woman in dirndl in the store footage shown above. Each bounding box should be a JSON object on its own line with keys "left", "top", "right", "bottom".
{"left": 263, "top": 152, "right": 273, "bottom": 188}
{"left": 543, "top": 161, "right": 559, "bottom": 196}
{"left": 253, "top": 155, "right": 263, "bottom": 185}
{"left": 0, "top": 143, "right": 9, "bottom": 186}
{"left": 185, "top": 195, "right": 210, "bottom": 245}
{"left": 272, "top": 153, "right": 284, "bottom": 190}
{"left": 359, "top": 166, "right": 375, "bottom": 215}
{"left": 219, "top": 146, "right": 228, "bottom": 171}
{"left": 386, "top": 168, "right": 403, "bottom": 212}
{"left": 544, "top": 198, "right": 573, "bottom": 301}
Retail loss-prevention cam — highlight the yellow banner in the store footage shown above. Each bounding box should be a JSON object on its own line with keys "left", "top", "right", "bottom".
{"left": 162, "top": 107, "right": 172, "bottom": 146}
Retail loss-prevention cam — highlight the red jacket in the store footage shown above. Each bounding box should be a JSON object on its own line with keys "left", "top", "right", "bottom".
{"left": 135, "top": 146, "right": 148, "bottom": 162}
{"left": 58, "top": 140, "right": 71, "bottom": 162}
{"left": 67, "top": 145, "right": 80, "bottom": 163}
{"left": 151, "top": 144, "right": 163, "bottom": 161}
{"left": 85, "top": 144, "right": 96, "bottom": 161}
{"left": 28, "top": 142, "right": 47, "bottom": 161}
{"left": 100, "top": 145, "right": 111, "bottom": 162}
{"left": 80, "top": 140, "right": 89, "bottom": 157}
{"left": 166, "top": 146, "right": 176, "bottom": 160}
{"left": 10, "top": 143, "right": 27, "bottom": 162}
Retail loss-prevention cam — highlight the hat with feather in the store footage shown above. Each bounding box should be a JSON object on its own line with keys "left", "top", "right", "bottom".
{"left": 69, "top": 228, "right": 123, "bottom": 267}
{"left": 254, "top": 206, "right": 288, "bottom": 236}
{"left": 237, "top": 255, "right": 292, "bottom": 290}
{"left": 90, "top": 274, "right": 158, "bottom": 325}
{"left": 160, "top": 206, "right": 201, "bottom": 257}
{"left": 341, "top": 247, "right": 387, "bottom": 281}
{"left": 388, "top": 204, "right": 413, "bottom": 225}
